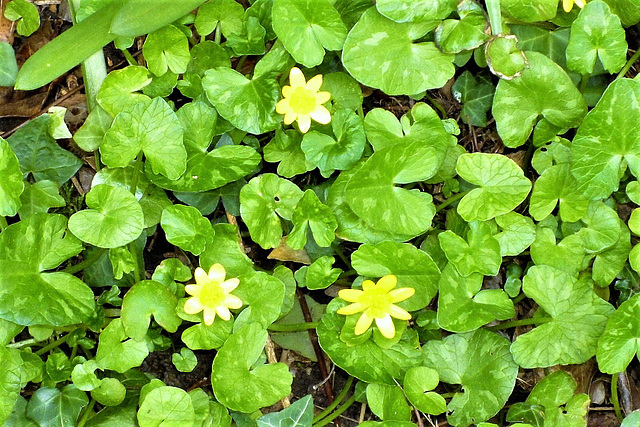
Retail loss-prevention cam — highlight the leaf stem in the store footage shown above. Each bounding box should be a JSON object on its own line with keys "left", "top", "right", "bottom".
{"left": 612, "top": 373, "right": 623, "bottom": 422}
{"left": 313, "top": 376, "right": 354, "bottom": 423}
{"left": 485, "top": 0, "right": 503, "bottom": 35}
{"left": 63, "top": 248, "right": 107, "bottom": 275}
{"left": 267, "top": 322, "right": 318, "bottom": 332}
{"left": 617, "top": 49, "right": 640, "bottom": 80}
{"left": 425, "top": 93, "right": 447, "bottom": 118}
{"left": 0, "top": 216, "right": 7, "bottom": 232}
{"left": 214, "top": 22, "right": 221, "bottom": 45}
{"left": 121, "top": 49, "right": 138, "bottom": 66}
{"left": 236, "top": 55, "right": 247, "bottom": 71}
{"left": 103, "top": 308, "right": 122, "bottom": 318}
{"left": 129, "top": 151, "right": 144, "bottom": 195}
{"left": 313, "top": 394, "right": 357, "bottom": 427}
{"left": 35, "top": 333, "right": 71, "bottom": 356}
{"left": 7, "top": 338, "right": 39, "bottom": 349}
{"left": 435, "top": 190, "right": 470, "bottom": 213}
{"left": 77, "top": 398, "right": 95, "bottom": 427}
{"left": 486, "top": 317, "right": 552, "bottom": 331}
{"left": 332, "top": 242, "right": 351, "bottom": 269}
{"left": 579, "top": 74, "right": 590, "bottom": 94}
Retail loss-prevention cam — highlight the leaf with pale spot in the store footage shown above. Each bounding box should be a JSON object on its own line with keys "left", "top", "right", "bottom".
{"left": 121, "top": 280, "right": 182, "bottom": 341}
{"left": 597, "top": 293, "right": 640, "bottom": 374}
{"left": 287, "top": 190, "right": 337, "bottom": 250}
{"left": 438, "top": 221, "right": 502, "bottom": 276}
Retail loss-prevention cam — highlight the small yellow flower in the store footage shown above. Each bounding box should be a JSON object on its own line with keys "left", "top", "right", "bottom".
{"left": 184, "top": 264, "right": 243, "bottom": 326}
{"left": 276, "top": 67, "right": 331, "bottom": 133}
{"left": 337, "top": 275, "right": 414, "bottom": 339}
{"left": 562, "top": 0, "right": 585, "bottom": 12}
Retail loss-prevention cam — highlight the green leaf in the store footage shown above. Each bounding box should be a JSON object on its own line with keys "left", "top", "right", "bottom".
{"left": 0, "top": 347, "right": 21, "bottom": 425}
{"left": 26, "top": 385, "right": 88, "bottom": 427}
{"left": 287, "top": 190, "right": 337, "bottom": 250}
{"left": 109, "top": 0, "right": 207, "bottom": 37}
{"left": 264, "top": 128, "right": 314, "bottom": 178}
{"left": 302, "top": 256, "right": 341, "bottom": 290}
{"left": 530, "top": 228, "right": 587, "bottom": 275}
{"left": 422, "top": 329, "right": 518, "bottom": 427}
{"left": 511, "top": 266, "right": 614, "bottom": 368}
{"left": 456, "top": 153, "right": 532, "bottom": 222}
{"left": 257, "top": 395, "right": 313, "bottom": 427}
{"left": 351, "top": 241, "right": 440, "bottom": 311}
{"left": 451, "top": 71, "right": 495, "bottom": 127}
{"left": 321, "top": 72, "right": 363, "bottom": 111}
{"left": 240, "top": 174, "right": 303, "bottom": 249}
{"left": 342, "top": 8, "right": 455, "bottom": 96}
{"left": 376, "top": 0, "right": 457, "bottom": 24}
{"left": 71, "top": 360, "right": 101, "bottom": 392}
{"left": 439, "top": 221, "right": 502, "bottom": 276}
{"left": 403, "top": 367, "right": 446, "bottom": 415}
{"left": 485, "top": 36, "right": 527, "bottom": 79}
{"left": 5, "top": 0, "right": 40, "bottom": 36}
{"left": 434, "top": 0, "right": 489, "bottom": 54}
{"left": 500, "top": 0, "right": 557, "bottom": 22}
{"left": 510, "top": 25, "right": 571, "bottom": 70}
{"left": 178, "top": 41, "right": 231, "bottom": 99}
{"left": 593, "top": 220, "right": 631, "bottom": 287}
{"left": 225, "top": 15, "right": 267, "bottom": 56}
{"left": 73, "top": 107, "right": 113, "bottom": 152}
{"left": 212, "top": 323, "right": 292, "bottom": 413}
{"left": 121, "top": 280, "right": 182, "bottom": 341}
{"left": 203, "top": 68, "right": 280, "bottom": 134}
{"left": 492, "top": 51, "right": 587, "bottom": 148}
{"left": 0, "top": 214, "right": 94, "bottom": 326}
{"left": 46, "top": 352, "right": 71, "bottom": 383}
{"left": 0, "top": 137, "right": 24, "bottom": 217}
{"left": 602, "top": 0, "right": 640, "bottom": 26}
{"left": 7, "top": 115, "right": 82, "bottom": 185}
{"left": 96, "top": 318, "right": 149, "bottom": 373}
{"left": 195, "top": 0, "right": 244, "bottom": 36}
{"left": 597, "top": 293, "right": 640, "bottom": 373}
{"left": 317, "top": 300, "right": 422, "bottom": 384}
{"left": 143, "top": 25, "right": 190, "bottom": 76}
{"left": 102, "top": 98, "right": 187, "bottom": 180}
{"left": 234, "top": 272, "right": 285, "bottom": 328}
{"left": 172, "top": 348, "right": 198, "bottom": 373}
{"left": 566, "top": 0, "right": 627, "bottom": 74}
{"left": 270, "top": 295, "right": 325, "bottom": 361}
{"left": 181, "top": 310, "right": 233, "bottom": 350}
{"left": 161, "top": 205, "right": 215, "bottom": 255}
{"left": 437, "top": 264, "right": 514, "bottom": 333}
{"left": 494, "top": 212, "right": 536, "bottom": 256}
{"left": 272, "top": 0, "right": 347, "bottom": 68}
{"left": 366, "top": 384, "right": 411, "bottom": 421}
{"left": 137, "top": 386, "right": 195, "bottom": 426}
{"left": 0, "top": 42, "right": 18, "bottom": 87}
{"left": 91, "top": 378, "right": 126, "bottom": 407}
{"left": 96, "top": 66, "right": 152, "bottom": 117}
{"left": 571, "top": 79, "right": 640, "bottom": 199}
{"left": 68, "top": 184, "right": 144, "bottom": 249}
{"left": 529, "top": 164, "right": 589, "bottom": 222}
{"left": 575, "top": 200, "right": 621, "bottom": 253}
{"left": 200, "top": 223, "right": 255, "bottom": 278}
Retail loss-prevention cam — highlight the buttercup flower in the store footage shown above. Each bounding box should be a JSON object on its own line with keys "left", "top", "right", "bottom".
{"left": 184, "top": 264, "right": 243, "bottom": 326}
{"left": 562, "top": 0, "right": 584, "bottom": 12}
{"left": 276, "top": 67, "right": 331, "bottom": 133}
{"left": 337, "top": 275, "right": 415, "bottom": 339}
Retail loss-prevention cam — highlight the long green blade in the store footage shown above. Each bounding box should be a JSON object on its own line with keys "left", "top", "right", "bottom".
{"left": 110, "top": 0, "right": 207, "bottom": 37}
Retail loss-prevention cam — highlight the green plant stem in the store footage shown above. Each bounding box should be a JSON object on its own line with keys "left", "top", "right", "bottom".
{"left": 121, "top": 49, "right": 138, "bottom": 66}
{"left": 617, "top": 49, "right": 640, "bottom": 79}
{"left": 435, "top": 190, "right": 470, "bottom": 213}
{"left": 486, "top": 317, "right": 552, "bottom": 331}
{"left": 129, "top": 151, "right": 144, "bottom": 195}
{"left": 612, "top": 373, "right": 623, "bottom": 422}
{"left": 512, "top": 293, "right": 526, "bottom": 304}
{"left": 63, "top": 248, "right": 107, "bottom": 275}
{"left": 214, "top": 22, "right": 221, "bottom": 45}
{"left": 103, "top": 308, "right": 122, "bottom": 318}
{"left": 7, "top": 338, "right": 39, "bottom": 349}
{"left": 313, "top": 394, "right": 357, "bottom": 427}
{"left": 35, "top": 333, "right": 71, "bottom": 356}
{"left": 0, "top": 216, "right": 7, "bottom": 232}
{"left": 313, "top": 376, "right": 354, "bottom": 422}
{"left": 268, "top": 322, "right": 318, "bottom": 332}
{"left": 425, "top": 93, "right": 447, "bottom": 118}
{"left": 441, "top": 392, "right": 457, "bottom": 398}
{"left": 77, "top": 398, "right": 95, "bottom": 427}
{"left": 357, "top": 105, "right": 365, "bottom": 120}
{"left": 236, "top": 55, "right": 247, "bottom": 71}
{"left": 485, "top": 0, "right": 503, "bottom": 35}
{"left": 579, "top": 74, "right": 590, "bottom": 93}
{"left": 331, "top": 242, "right": 351, "bottom": 269}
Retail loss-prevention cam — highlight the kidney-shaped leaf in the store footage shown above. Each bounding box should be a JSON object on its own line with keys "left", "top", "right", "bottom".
{"left": 137, "top": 386, "right": 195, "bottom": 427}
{"left": 438, "top": 221, "right": 502, "bottom": 277}
{"left": 161, "top": 204, "right": 215, "bottom": 255}
{"left": 376, "top": 0, "right": 457, "bottom": 23}
{"left": 403, "top": 366, "right": 446, "bottom": 416}
{"left": 597, "top": 293, "right": 640, "bottom": 374}
{"left": 121, "top": 280, "right": 182, "bottom": 341}
{"left": 96, "top": 318, "right": 149, "bottom": 373}
{"left": 234, "top": 272, "right": 285, "bottom": 328}
{"left": 529, "top": 164, "right": 589, "bottom": 222}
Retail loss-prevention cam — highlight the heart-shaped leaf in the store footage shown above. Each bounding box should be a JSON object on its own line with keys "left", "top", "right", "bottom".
{"left": 121, "top": 280, "right": 182, "bottom": 341}
{"left": 26, "top": 385, "right": 88, "bottom": 427}
{"left": 494, "top": 212, "right": 536, "bottom": 256}
{"left": 264, "top": 128, "right": 314, "bottom": 178}
{"left": 434, "top": 0, "right": 489, "bottom": 54}
{"left": 403, "top": 367, "right": 446, "bottom": 415}
{"left": 287, "top": 190, "right": 337, "bottom": 250}
{"left": 142, "top": 25, "right": 190, "bottom": 76}
{"left": 366, "top": 383, "right": 411, "bottom": 421}
{"left": 376, "top": 0, "right": 457, "bottom": 23}
{"left": 161, "top": 205, "right": 215, "bottom": 255}
{"left": 137, "top": 386, "right": 195, "bottom": 426}
{"left": 597, "top": 293, "right": 640, "bottom": 374}
{"left": 529, "top": 164, "right": 589, "bottom": 222}
{"left": 439, "top": 221, "right": 502, "bottom": 277}
{"left": 96, "top": 318, "right": 149, "bottom": 373}
{"left": 234, "top": 272, "right": 285, "bottom": 327}
{"left": 200, "top": 223, "right": 255, "bottom": 278}
{"left": 0, "top": 137, "right": 24, "bottom": 217}
{"left": 96, "top": 66, "right": 152, "bottom": 117}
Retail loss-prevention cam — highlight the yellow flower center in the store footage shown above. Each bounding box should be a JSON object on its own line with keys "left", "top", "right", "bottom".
{"left": 289, "top": 86, "right": 317, "bottom": 115}
{"left": 199, "top": 282, "right": 225, "bottom": 308}
{"left": 361, "top": 290, "right": 392, "bottom": 318}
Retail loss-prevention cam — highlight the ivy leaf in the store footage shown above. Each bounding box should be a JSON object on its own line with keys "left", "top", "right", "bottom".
{"left": 437, "top": 264, "right": 514, "bottom": 333}
{"left": 0, "top": 214, "right": 94, "bottom": 326}
{"left": 366, "top": 384, "right": 412, "bottom": 421}
{"left": 161, "top": 205, "right": 215, "bottom": 255}
{"left": 96, "top": 318, "right": 149, "bottom": 373}
{"left": 492, "top": 51, "right": 587, "bottom": 148}
{"left": 422, "top": 329, "right": 518, "bottom": 427}
{"left": 342, "top": 8, "right": 455, "bottom": 96}
{"left": 257, "top": 395, "right": 313, "bottom": 427}
{"left": 494, "top": 212, "right": 536, "bottom": 256}
{"left": 571, "top": 79, "right": 640, "bottom": 199}
{"left": 529, "top": 164, "right": 589, "bottom": 222}
{"left": 566, "top": 0, "right": 627, "bottom": 75}
{"left": 0, "top": 137, "right": 24, "bottom": 217}
{"left": 95, "top": 66, "right": 152, "bottom": 117}
{"left": 137, "top": 386, "right": 195, "bottom": 426}
{"left": 203, "top": 68, "right": 280, "bottom": 134}
{"left": 143, "top": 25, "right": 190, "bottom": 76}
{"left": 272, "top": 0, "right": 347, "bottom": 68}
{"left": 287, "top": 190, "right": 337, "bottom": 250}
{"left": 511, "top": 266, "right": 614, "bottom": 368}
{"left": 121, "top": 280, "right": 182, "bottom": 341}
{"left": 18, "top": 181, "right": 65, "bottom": 220}
{"left": 0, "top": 347, "right": 21, "bottom": 424}
{"left": 351, "top": 241, "right": 440, "bottom": 311}
{"left": 7, "top": 115, "right": 82, "bottom": 185}
{"left": 200, "top": 223, "right": 255, "bottom": 278}
{"left": 403, "top": 367, "right": 446, "bottom": 415}
{"left": 212, "top": 323, "right": 292, "bottom": 413}
{"left": 439, "top": 221, "right": 502, "bottom": 276}
{"left": 376, "top": 0, "right": 457, "bottom": 23}
{"left": 102, "top": 98, "right": 187, "bottom": 180}
{"left": 452, "top": 71, "right": 495, "bottom": 127}
{"left": 240, "top": 174, "right": 304, "bottom": 249}
{"left": 68, "top": 184, "right": 144, "bottom": 249}
{"left": 26, "top": 385, "right": 88, "bottom": 427}
{"left": 597, "top": 293, "right": 640, "bottom": 374}
{"left": 456, "top": 153, "right": 532, "bottom": 222}
{"left": 4, "top": 0, "right": 40, "bottom": 36}
{"left": 434, "top": 0, "right": 489, "bottom": 54}
{"left": 264, "top": 128, "right": 314, "bottom": 178}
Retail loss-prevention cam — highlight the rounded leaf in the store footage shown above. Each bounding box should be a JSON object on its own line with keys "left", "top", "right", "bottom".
{"left": 137, "top": 386, "right": 195, "bottom": 427}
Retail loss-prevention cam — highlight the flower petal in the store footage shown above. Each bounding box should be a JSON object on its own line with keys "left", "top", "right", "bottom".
{"left": 388, "top": 287, "right": 415, "bottom": 303}
{"left": 194, "top": 267, "right": 208, "bottom": 285}
{"left": 289, "top": 67, "right": 306, "bottom": 88}
{"left": 203, "top": 307, "right": 216, "bottom": 325}
{"left": 208, "top": 263, "right": 226, "bottom": 282}
{"left": 362, "top": 279, "right": 376, "bottom": 292}
{"left": 315, "top": 91, "right": 331, "bottom": 104}
{"left": 282, "top": 85, "right": 292, "bottom": 98}
{"left": 184, "top": 284, "right": 201, "bottom": 297}
{"left": 376, "top": 275, "right": 398, "bottom": 292}
{"left": 574, "top": 0, "right": 585, "bottom": 7}
{"left": 184, "top": 297, "right": 204, "bottom": 315}
{"left": 221, "top": 278, "right": 240, "bottom": 293}
{"left": 388, "top": 304, "right": 412, "bottom": 320}
{"left": 276, "top": 98, "right": 291, "bottom": 114}
{"left": 338, "top": 289, "right": 364, "bottom": 302}
{"left": 354, "top": 311, "right": 374, "bottom": 335}
{"left": 562, "top": 0, "right": 573, "bottom": 12}
{"left": 310, "top": 105, "right": 331, "bottom": 125}
{"left": 297, "top": 114, "right": 311, "bottom": 133}
{"left": 375, "top": 314, "right": 396, "bottom": 339}
{"left": 225, "top": 294, "right": 243, "bottom": 309}
{"left": 337, "top": 302, "right": 365, "bottom": 315}
{"left": 284, "top": 110, "right": 297, "bottom": 125}
{"left": 216, "top": 305, "right": 231, "bottom": 321}
{"left": 306, "top": 74, "right": 323, "bottom": 92}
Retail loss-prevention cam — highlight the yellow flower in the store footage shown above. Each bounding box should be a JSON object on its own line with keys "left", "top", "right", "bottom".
{"left": 184, "top": 264, "right": 243, "bottom": 326}
{"left": 276, "top": 67, "right": 331, "bottom": 133}
{"left": 562, "top": 0, "right": 585, "bottom": 12}
{"left": 337, "top": 275, "right": 414, "bottom": 339}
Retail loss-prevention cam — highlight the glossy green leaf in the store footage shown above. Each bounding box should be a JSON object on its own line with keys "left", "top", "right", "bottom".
{"left": 530, "top": 228, "right": 587, "bottom": 275}
{"left": 143, "top": 25, "right": 190, "bottom": 76}
{"left": 172, "top": 348, "right": 198, "bottom": 373}
{"left": 68, "top": 184, "right": 144, "bottom": 249}
{"left": 403, "top": 367, "right": 446, "bottom": 416}
{"left": 71, "top": 360, "right": 101, "bottom": 392}
{"left": 342, "top": 8, "right": 455, "bottom": 96}
{"left": 303, "top": 256, "right": 341, "bottom": 290}
{"left": 200, "top": 223, "right": 255, "bottom": 278}
{"left": 121, "top": 280, "right": 182, "bottom": 341}
{"left": 485, "top": 36, "right": 527, "bottom": 79}
{"left": 0, "top": 137, "right": 23, "bottom": 217}
{"left": 26, "top": 385, "right": 88, "bottom": 427}
{"left": 0, "top": 42, "right": 18, "bottom": 87}
{"left": 351, "top": 241, "right": 440, "bottom": 311}
{"left": 257, "top": 394, "right": 313, "bottom": 427}
{"left": 500, "top": 0, "right": 557, "bottom": 22}
{"left": 287, "top": 190, "right": 337, "bottom": 250}
{"left": 439, "top": 221, "right": 502, "bottom": 276}
{"left": 272, "top": 0, "right": 347, "bottom": 68}
{"left": 234, "top": 272, "right": 285, "bottom": 327}
{"left": 73, "top": 107, "right": 112, "bottom": 152}
{"left": 212, "top": 323, "right": 292, "bottom": 413}
{"left": 597, "top": 293, "right": 640, "bottom": 374}
{"left": 511, "top": 266, "right": 614, "bottom": 368}
{"left": 452, "top": 71, "right": 494, "bottom": 127}
{"left": 494, "top": 212, "right": 536, "bottom": 256}
{"left": 137, "top": 386, "right": 195, "bottom": 426}
{"left": 510, "top": 25, "right": 570, "bottom": 70}
{"left": 376, "top": 0, "right": 457, "bottom": 24}
{"left": 270, "top": 294, "right": 325, "bottom": 361}
{"left": 321, "top": 72, "right": 363, "bottom": 111}
{"left": 575, "top": 201, "right": 621, "bottom": 253}
{"left": 492, "top": 52, "right": 587, "bottom": 148}
{"left": 96, "top": 66, "right": 152, "bottom": 116}
{"left": 5, "top": 0, "right": 40, "bottom": 36}
{"left": 91, "top": 378, "right": 126, "bottom": 407}
{"left": 109, "top": 0, "right": 207, "bottom": 37}
{"left": 180, "top": 310, "right": 233, "bottom": 350}
{"left": 602, "top": 0, "right": 640, "bottom": 25}
{"left": 529, "top": 164, "right": 589, "bottom": 222}
{"left": 593, "top": 220, "right": 631, "bottom": 287}
{"left": 195, "top": 0, "right": 244, "bottom": 36}
{"left": 434, "top": 0, "right": 489, "bottom": 54}
{"left": 178, "top": 41, "right": 231, "bottom": 99}
{"left": 0, "top": 347, "right": 21, "bottom": 425}
{"left": 161, "top": 205, "right": 215, "bottom": 255}
{"left": 456, "top": 153, "right": 532, "bottom": 222}
{"left": 264, "top": 128, "right": 314, "bottom": 178}
{"left": 571, "top": 79, "right": 640, "bottom": 199}
{"left": 366, "top": 384, "right": 411, "bottom": 421}
{"left": 0, "top": 214, "right": 94, "bottom": 326}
